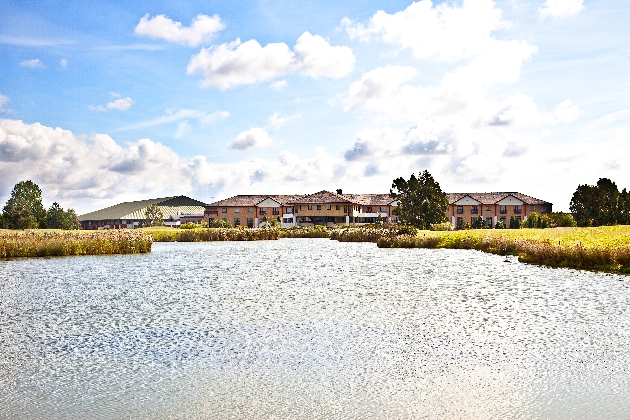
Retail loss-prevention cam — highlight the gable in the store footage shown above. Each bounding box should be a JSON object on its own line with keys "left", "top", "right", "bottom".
{"left": 257, "top": 197, "right": 283, "bottom": 207}
{"left": 496, "top": 195, "right": 524, "bottom": 205}
{"left": 453, "top": 196, "right": 481, "bottom": 205}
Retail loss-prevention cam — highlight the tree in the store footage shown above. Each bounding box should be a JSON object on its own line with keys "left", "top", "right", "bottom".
{"left": 390, "top": 170, "right": 449, "bottom": 230}
{"left": 509, "top": 215, "right": 521, "bottom": 229}
{"left": 144, "top": 204, "right": 164, "bottom": 227}
{"left": 570, "top": 178, "right": 620, "bottom": 226}
{"left": 0, "top": 213, "right": 7, "bottom": 229}
{"left": 44, "top": 202, "right": 66, "bottom": 229}
{"left": 63, "top": 209, "right": 81, "bottom": 230}
{"left": 2, "top": 180, "right": 46, "bottom": 229}
{"left": 549, "top": 212, "right": 576, "bottom": 228}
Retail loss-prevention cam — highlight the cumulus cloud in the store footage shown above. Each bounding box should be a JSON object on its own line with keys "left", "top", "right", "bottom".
{"left": 115, "top": 109, "right": 229, "bottom": 131}
{"left": 187, "top": 32, "right": 355, "bottom": 89}
{"left": 486, "top": 95, "right": 582, "bottom": 126}
{"left": 229, "top": 127, "right": 272, "bottom": 150}
{"left": 59, "top": 58, "right": 68, "bottom": 68}
{"left": 343, "top": 127, "right": 398, "bottom": 161}
{"left": 342, "top": 0, "right": 508, "bottom": 62}
{"left": 554, "top": 99, "right": 583, "bottom": 123}
{"left": 89, "top": 97, "right": 134, "bottom": 112}
{"left": 135, "top": 13, "right": 225, "bottom": 46}
{"left": 20, "top": 59, "right": 43, "bottom": 68}
{"left": 540, "top": 0, "right": 584, "bottom": 18}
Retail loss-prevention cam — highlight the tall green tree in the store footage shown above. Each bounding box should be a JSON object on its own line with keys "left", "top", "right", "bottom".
{"left": 144, "top": 204, "right": 164, "bottom": 227}
{"left": 2, "top": 180, "right": 46, "bottom": 229}
{"left": 44, "top": 202, "right": 66, "bottom": 229}
{"left": 63, "top": 209, "right": 81, "bottom": 230}
{"left": 390, "top": 170, "right": 449, "bottom": 230}
{"left": 570, "top": 178, "right": 620, "bottom": 226}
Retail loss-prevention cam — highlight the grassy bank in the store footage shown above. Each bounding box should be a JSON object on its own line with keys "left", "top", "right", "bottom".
{"left": 0, "top": 229, "right": 152, "bottom": 258}
{"left": 142, "top": 226, "right": 280, "bottom": 242}
{"left": 374, "top": 226, "right": 630, "bottom": 273}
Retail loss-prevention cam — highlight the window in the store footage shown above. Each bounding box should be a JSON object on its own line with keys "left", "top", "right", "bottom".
{"left": 541, "top": 206, "right": 549, "bottom": 213}
{"left": 317, "top": 205, "right": 321, "bottom": 210}
{"left": 300, "top": 205, "right": 304, "bottom": 210}
{"left": 247, "top": 208, "right": 253, "bottom": 213}
{"left": 308, "top": 205, "right": 312, "bottom": 210}
{"left": 327, "top": 204, "right": 332, "bottom": 210}
{"left": 222, "top": 208, "right": 227, "bottom": 213}
{"left": 367, "top": 207, "right": 373, "bottom": 213}
{"left": 457, "top": 206, "right": 463, "bottom": 214}
{"left": 336, "top": 205, "right": 341, "bottom": 210}
{"left": 286, "top": 207, "right": 293, "bottom": 213}
{"left": 273, "top": 207, "right": 279, "bottom": 215}
{"left": 514, "top": 206, "right": 521, "bottom": 214}
{"left": 247, "top": 218, "right": 254, "bottom": 227}
{"left": 500, "top": 206, "right": 507, "bottom": 214}
{"left": 499, "top": 216, "right": 506, "bottom": 224}
{"left": 234, "top": 208, "right": 240, "bottom": 213}
{"left": 530, "top": 205, "right": 536, "bottom": 211}
{"left": 234, "top": 218, "right": 240, "bottom": 226}
{"left": 486, "top": 206, "right": 491, "bottom": 211}
{"left": 380, "top": 207, "right": 386, "bottom": 212}
{"left": 471, "top": 206, "right": 478, "bottom": 214}
{"left": 457, "top": 217, "right": 463, "bottom": 228}
{"left": 222, "top": 218, "right": 227, "bottom": 222}
{"left": 486, "top": 217, "right": 493, "bottom": 227}
{"left": 282, "top": 217, "right": 293, "bottom": 223}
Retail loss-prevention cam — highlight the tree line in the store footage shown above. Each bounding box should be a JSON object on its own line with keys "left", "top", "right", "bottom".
{"left": 570, "top": 178, "right": 630, "bottom": 226}
{"left": 0, "top": 181, "right": 80, "bottom": 230}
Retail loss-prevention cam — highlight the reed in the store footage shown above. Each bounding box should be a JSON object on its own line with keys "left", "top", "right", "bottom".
{"left": 0, "top": 229, "right": 152, "bottom": 258}
{"left": 376, "top": 228, "right": 630, "bottom": 273}
{"left": 143, "top": 227, "right": 280, "bottom": 242}
{"left": 279, "top": 226, "right": 331, "bottom": 238}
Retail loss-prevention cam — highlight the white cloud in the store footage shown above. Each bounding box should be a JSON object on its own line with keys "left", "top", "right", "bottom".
{"left": 229, "top": 127, "right": 272, "bottom": 150}
{"left": 267, "top": 112, "right": 300, "bottom": 130}
{"left": 59, "top": 58, "right": 68, "bottom": 68}
{"left": 109, "top": 92, "right": 121, "bottom": 98}
{"left": 554, "top": 99, "right": 583, "bottom": 123}
{"left": 270, "top": 80, "right": 288, "bottom": 90}
{"left": 134, "top": 13, "right": 225, "bottom": 46}
{"left": 187, "top": 32, "right": 355, "bottom": 89}
{"left": 115, "top": 109, "right": 229, "bottom": 131}
{"left": 174, "top": 120, "right": 192, "bottom": 139}
{"left": 0, "top": 94, "right": 8, "bottom": 112}
{"left": 89, "top": 97, "right": 134, "bottom": 112}
{"left": 540, "top": 0, "right": 584, "bottom": 18}
{"left": 20, "top": 59, "right": 43, "bottom": 68}
{"left": 342, "top": 0, "right": 508, "bottom": 62}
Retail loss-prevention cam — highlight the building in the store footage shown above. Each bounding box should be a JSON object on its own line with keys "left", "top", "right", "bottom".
{"left": 205, "top": 190, "right": 551, "bottom": 229}
{"left": 204, "top": 190, "right": 398, "bottom": 228}
{"left": 79, "top": 196, "right": 206, "bottom": 229}
{"left": 447, "top": 192, "right": 552, "bottom": 228}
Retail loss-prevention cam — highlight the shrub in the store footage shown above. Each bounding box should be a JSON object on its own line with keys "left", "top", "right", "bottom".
{"left": 509, "top": 216, "right": 521, "bottom": 229}
{"left": 209, "top": 219, "right": 232, "bottom": 228}
{"left": 179, "top": 222, "right": 200, "bottom": 229}
{"left": 471, "top": 216, "right": 486, "bottom": 229}
{"left": 495, "top": 221, "right": 506, "bottom": 229}
{"left": 549, "top": 212, "right": 577, "bottom": 228}
{"left": 430, "top": 221, "right": 454, "bottom": 231}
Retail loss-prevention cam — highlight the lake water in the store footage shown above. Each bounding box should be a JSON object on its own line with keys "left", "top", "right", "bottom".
{"left": 1, "top": 239, "right": 629, "bottom": 419}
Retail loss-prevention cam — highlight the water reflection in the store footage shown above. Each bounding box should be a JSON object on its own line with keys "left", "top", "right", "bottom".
{"left": 1, "top": 239, "right": 629, "bottom": 419}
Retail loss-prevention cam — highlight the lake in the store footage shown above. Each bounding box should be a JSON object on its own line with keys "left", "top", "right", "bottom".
{"left": 1, "top": 239, "right": 629, "bottom": 419}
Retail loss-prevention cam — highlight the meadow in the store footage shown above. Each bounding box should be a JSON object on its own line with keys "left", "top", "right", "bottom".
{"left": 0, "top": 229, "right": 152, "bottom": 258}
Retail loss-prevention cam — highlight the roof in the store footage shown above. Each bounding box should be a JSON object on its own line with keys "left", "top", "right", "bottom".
{"left": 342, "top": 193, "right": 396, "bottom": 206}
{"left": 446, "top": 192, "right": 551, "bottom": 205}
{"left": 287, "top": 190, "right": 360, "bottom": 204}
{"left": 207, "top": 194, "right": 304, "bottom": 207}
{"left": 79, "top": 196, "right": 206, "bottom": 221}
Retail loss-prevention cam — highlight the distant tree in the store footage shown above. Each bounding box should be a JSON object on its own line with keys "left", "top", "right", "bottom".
{"left": 471, "top": 216, "right": 486, "bottom": 229}
{"left": 570, "top": 178, "right": 620, "bottom": 226}
{"left": 2, "top": 180, "right": 46, "bottom": 229}
{"left": 390, "top": 170, "right": 449, "bottom": 230}
{"left": 144, "top": 204, "right": 164, "bottom": 227}
{"left": 44, "top": 202, "right": 66, "bottom": 229}
{"left": 548, "top": 212, "right": 576, "bottom": 228}
{"left": 619, "top": 189, "right": 630, "bottom": 225}
{"left": 0, "top": 213, "right": 7, "bottom": 229}
{"left": 63, "top": 209, "right": 81, "bottom": 230}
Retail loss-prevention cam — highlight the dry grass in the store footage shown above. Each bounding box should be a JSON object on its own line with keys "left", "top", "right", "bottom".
{"left": 141, "top": 227, "right": 280, "bottom": 242}
{"left": 0, "top": 229, "right": 152, "bottom": 258}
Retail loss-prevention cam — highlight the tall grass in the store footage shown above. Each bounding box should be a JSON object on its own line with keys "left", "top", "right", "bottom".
{"left": 280, "top": 226, "right": 331, "bottom": 238}
{"left": 144, "top": 227, "right": 280, "bottom": 242}
{"left": 376, "top": 228, "right": 630, "bottom": 273}
{"left": 0, "top": 230, "right": 152, "bottom": 258}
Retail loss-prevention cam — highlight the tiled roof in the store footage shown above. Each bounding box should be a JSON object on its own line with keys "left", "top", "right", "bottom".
{"left": 342, "top": 193, "right": 396, "bottom": 206}
{"left": 446, "top": 192, "right": 551, "bottom": 205}
{"left": 79, "top": 196, "right": 206, "bottom": 221}
{"left": 207, "top": 194, "right": 303, "bottom": 207}
{"left": 287, "top": 190, "right": 360, "bottom": 204}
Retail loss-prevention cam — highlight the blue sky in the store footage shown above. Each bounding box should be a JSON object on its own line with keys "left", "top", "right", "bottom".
{"left": 0, "top": 0, "right": 628, "bottom": 213}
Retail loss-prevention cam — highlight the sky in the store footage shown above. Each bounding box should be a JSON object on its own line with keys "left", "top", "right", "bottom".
{"left": 0, "top": 0, "right": 629, "bottom": 213}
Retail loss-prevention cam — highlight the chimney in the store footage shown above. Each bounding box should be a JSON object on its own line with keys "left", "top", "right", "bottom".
{"left": 336, "top": 189, "right": 342, "bottom": 195}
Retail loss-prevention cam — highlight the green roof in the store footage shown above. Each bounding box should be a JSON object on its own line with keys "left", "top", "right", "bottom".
{"left": 79, "top": 196, "right": 206, "bottom": 221}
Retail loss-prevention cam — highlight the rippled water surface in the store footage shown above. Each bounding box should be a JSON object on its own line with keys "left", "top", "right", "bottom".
{"left": 1, "top": 239, "right": 629, "bottom": 419}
